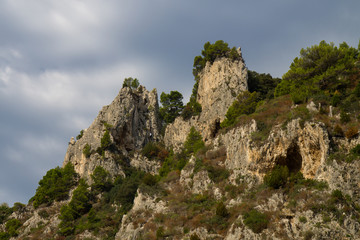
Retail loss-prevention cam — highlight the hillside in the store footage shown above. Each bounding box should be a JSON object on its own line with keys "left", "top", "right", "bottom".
{"left": 1, "top": 40, "right": 360, "bottom": 240}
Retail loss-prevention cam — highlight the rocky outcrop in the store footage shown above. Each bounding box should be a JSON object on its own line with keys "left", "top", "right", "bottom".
{"left": 165, "top": 51, "right": 248, "bottom": 150}
{"left": 197, "top": 49, "right": 248, "bottom": 122}
{"left": 63, "top": 86, "right": 161, "bottom": 180}
{"left": 220, "top": 119, "right": 330, "bottom": 179}
{"left": 115, "top": 189, "right": 167, "bottom": 240}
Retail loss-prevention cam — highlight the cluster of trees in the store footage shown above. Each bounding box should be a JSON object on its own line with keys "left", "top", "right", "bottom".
{"left": 122, "top": 77, "right": 140, "bottom": 90}
{"left": 275, "top": 40, "right": 360, "bottom": 103}
{"left": 58, "top": 165, "right": 148, "bottom": 237}
{"left": 31, "top": 163, "right": 78, "bottom": 208}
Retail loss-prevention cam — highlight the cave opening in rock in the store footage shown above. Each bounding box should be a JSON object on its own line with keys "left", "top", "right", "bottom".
{"left": 277, "top": 143, "right": 302, "bottom": 173}
{"left": 211, "top": 118, "right": 221, "bottom": 138}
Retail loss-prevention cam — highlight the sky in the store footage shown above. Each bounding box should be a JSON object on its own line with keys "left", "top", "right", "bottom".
{"left": 0, "top": 0, "right": 359, "bottom": 205}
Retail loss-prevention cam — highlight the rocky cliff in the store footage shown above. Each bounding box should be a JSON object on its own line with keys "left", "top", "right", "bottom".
{"left": 164, "top": 49, "right": 248, "bottom": 150}
{"left": 63, "top": 86, "right": 161, "bottom": 180}
{"left": 2, "top": 45, "right": 360, "bottom": 240}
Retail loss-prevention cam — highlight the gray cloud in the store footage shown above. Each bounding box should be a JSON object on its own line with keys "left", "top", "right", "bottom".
{"left": 0, "top": 0, "right": 359, "bottom": 205}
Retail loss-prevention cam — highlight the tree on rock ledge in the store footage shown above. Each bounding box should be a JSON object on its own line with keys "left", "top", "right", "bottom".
{"left": 159, "top": 91, "right": 184, "bottom": 124}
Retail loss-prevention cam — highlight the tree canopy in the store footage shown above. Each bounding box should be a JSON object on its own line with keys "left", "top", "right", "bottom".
{"left": 159, "top": 91, "right": 184, "bottom": 124}
{"left": 32, "top": 162, "right": 78, "bottom": 208}
{"left": 248, "top": 70, "right": 281, "bottom": 100}
{"left": 192, "top": 40, "right": 241, "bottom": 78}
{"left": 275, "top": 40, "right": 359, "bottom": 103}
{"left": 122, "top": 77, "right": 140, "bottom": 90}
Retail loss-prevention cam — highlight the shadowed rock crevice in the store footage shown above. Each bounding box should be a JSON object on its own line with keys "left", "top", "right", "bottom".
{"left": 277, "top": 142, "right": 302, "bottom": 173}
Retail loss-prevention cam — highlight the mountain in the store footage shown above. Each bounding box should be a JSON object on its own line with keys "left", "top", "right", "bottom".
{"left": 1, "top": 41, "right": 360, "bottom": 240}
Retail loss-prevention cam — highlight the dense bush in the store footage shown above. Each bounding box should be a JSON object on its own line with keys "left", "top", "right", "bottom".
{"left": 91, "top": 166, "right": 113, "bottom": 192}
{"left": 243, "top": 209, "right": 269, "bottom": 233}
{"left": 264, "top": 165, "right": 289, "bottom": 189}
{"left": 351, "top": 144, "right": 360, "bottom": 156}
{"left": 0, "top": 204, "right": 12, "bottom": 224}
{"left": 142, "top": 173, "right": 158, "bottom": 186}
{"left": 5, "top": 219, "right": 22, "bottom": 237}
{"left": 32, "top": 162, "right": 78, "bottom": 208}
{"left": 159, "top": 91, "right": 184, "bottom": 124}
{"left": 0, "top": 231, "right": 9, "bottom": 240}
{"left": 142, "top": 141, "right": 161, "bottom": 159}
{"left": 58, "top": 179, "right": 92, "bottom": 236}
{"left": 82, "top": 143, "right": 91, "bottom": 158}
{"left": 248, "top": 70, "right": 281, "bottom": 100}
{"left": 215, "top": 202, "right": 229, "bottom": 218}
{"left": 76, "top": 129, "right": 84, "bottom": 140}
{"left": 122, "top": 77, "right": 139, "bottom": 90}
{"left": 221, "top": 91, "right": 260, "bottom": 128}
{"left": 158, "top": 150, "right": 187, "bottom": 178}
{"left": 105, "top": 168, "right": 144, "bottom": 213}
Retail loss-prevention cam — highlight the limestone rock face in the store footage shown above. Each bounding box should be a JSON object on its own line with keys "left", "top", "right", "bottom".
{"left": 218, "top": 119, "right": 330, "bottom": 180}
{"left": 197, "top": 50, "right": 248, "bottom": 123}
{"left": 63, "top": 86, "right": 161, "bottom": 180}
{"left": 164, "top": 51, "right": 248, "bottom": 150}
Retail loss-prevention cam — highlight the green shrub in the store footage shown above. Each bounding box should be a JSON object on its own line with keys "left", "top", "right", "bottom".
{"left": 243, "top": 209, "right": 269, "bottom": 233}
{"left": 351, "top": 144, "right": 360, "bottom": 156}
{"left": 76, "top": 129, "right": 84, "bottom": 140}
{"left": 215, "top": 202, "right": 229, "bottom": 218}
{"left": 184, "top": 127, "right": 205, "bottom": 155}
{"left": 331, "top": 189, "right": 345, "bottom": 204}
{"left": 340, "top": 111, "right": 351, "bottom": 123}
{"left": 58, "top": 179, "right": 92, "bottom": 236}
{"left": 0, "top": 232, "right": 10, "bottom": 240}
{"left": 142, "top": 141, "right": 161, "bottom": 159}
{"left": 101, "top": 130, "right": 111, "bottom": 150}
{"left": 299, "top": 216, "right": 307, "bottom": 223}
{"left": 142, "top": 173, "right": 158, "bottom": 186}
{"left": 0, "top": 204, "right": 12, "bottom": 224}
{"left": 32, "top": 163, "right": 78, "bottom": 208}
{"left": 105, "top": 168, "right": 144, "bottom": 213}
{"left": 221, "top": 91, "right": 260, "bottom": 128}
{"left": 264, "top": 165, "right": 289, "bottom": 189}
{"left": 82, "top": 143, "right": 92, "bottom": 158}
{"left": 91, "top": 166, "right": 113, "bottom": 192}
{"left": 156, "top": 226, "right": 164, "bottom": 239}
{"left": 5, "top": 219, "right": 22, "bottom": 237}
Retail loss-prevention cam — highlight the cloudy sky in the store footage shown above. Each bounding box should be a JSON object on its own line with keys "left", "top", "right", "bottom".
{"left": 0, "top": 0, "right": 359, "bottom": 205}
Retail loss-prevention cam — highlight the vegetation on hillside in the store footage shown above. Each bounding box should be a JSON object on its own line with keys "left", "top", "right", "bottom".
{"left": 275, "top": 40, "right": 359, "bottom": 104}
{"left": 3, "top": 39, "right": 360, "bottom": 239}
{"left": 31, "top": 162, "right": 78, "bottom": 208}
